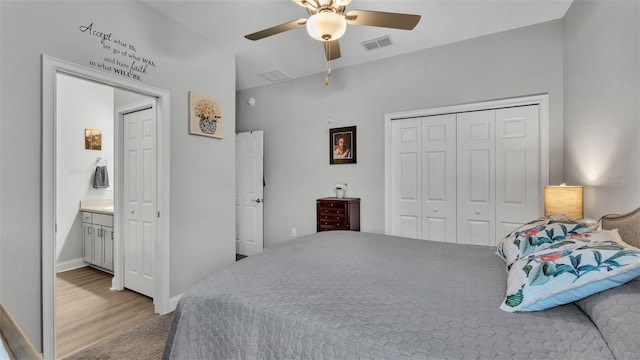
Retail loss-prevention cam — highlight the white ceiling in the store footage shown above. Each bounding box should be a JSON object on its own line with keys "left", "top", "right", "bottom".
{"left": 142, "top": 0, "right": 573, "bottom": 90}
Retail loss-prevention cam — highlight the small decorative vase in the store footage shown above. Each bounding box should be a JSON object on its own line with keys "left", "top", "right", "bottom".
{"left": 336, "top": 188, "right": 345, "bottom": 199}
{"left": 199, "top": 118, "right": 217, "bottom": 134}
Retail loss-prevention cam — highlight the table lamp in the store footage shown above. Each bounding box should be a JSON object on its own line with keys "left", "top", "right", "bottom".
{"left": 544, "top": 183, "right": 583, "bottom": 220}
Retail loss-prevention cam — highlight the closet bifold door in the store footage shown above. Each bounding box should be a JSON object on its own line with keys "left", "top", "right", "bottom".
{"left": 421, "top": 114, "right": 457, "bottom": 243}
{"left": 390, "top": 118, "right": 422, "bottom": 239}
{"left": 495, "top": 105, "right": 540, "bottom": 238}
{"left": 456, "top": 110, "right": 496, "bottom": 246}
{"left": 390, "top": 104, "right": 541, "bottom": 246}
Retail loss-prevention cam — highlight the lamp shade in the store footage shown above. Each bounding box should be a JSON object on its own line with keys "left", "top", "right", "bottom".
{"left": 544, "top": 184, "right": 583, "bottom": 220}
{"left": 306, "top": 11, "right": 347, "bottom": 41}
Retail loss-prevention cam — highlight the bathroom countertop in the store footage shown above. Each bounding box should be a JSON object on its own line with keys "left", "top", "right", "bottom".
{"left": 80, "top": 199, "right": 114, "bottom": 215}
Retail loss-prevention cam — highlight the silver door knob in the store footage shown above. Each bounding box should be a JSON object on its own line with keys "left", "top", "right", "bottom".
{"left": 433, "top": 207, "right": 439, "bottom": 212}
{"left": 252, "top": 198, "right": 262, "bottom": 203}
{"left": 475, "top": 210, "right": 481, "bottom": 215}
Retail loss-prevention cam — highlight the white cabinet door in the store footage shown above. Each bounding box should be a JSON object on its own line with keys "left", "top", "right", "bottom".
{"left": 83, "top": 223, "right": 92, "bottom": 263}
{"left": 422, "top": 114, "right": 457, "bottom": 243}
{"left": 92, "top": 224, "right": 104, "bottom": 268}
{"left": 390, "top": 118, "right": 422, "bottom": 239}
{"left": 103, "top": 226, "right": 114, "bottom": 271}
{"left": 457, "top": 110, "right": 496, "bottom": 246}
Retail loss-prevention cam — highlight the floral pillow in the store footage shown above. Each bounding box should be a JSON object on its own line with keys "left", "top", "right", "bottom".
{"left": 496, "top": 215, "right": 598, "bottom": 267}
{"left": 500, "top": 230, "right": 640, "bottom": 312}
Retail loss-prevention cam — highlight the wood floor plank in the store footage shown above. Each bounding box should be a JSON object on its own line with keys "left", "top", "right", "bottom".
{"left": 56, "top": 267, "right": 155, "bottom": 359}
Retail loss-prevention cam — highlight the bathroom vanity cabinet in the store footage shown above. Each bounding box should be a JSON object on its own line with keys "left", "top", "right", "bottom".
{"left": 82, "top": 211, "right": 114, "bottom": 272}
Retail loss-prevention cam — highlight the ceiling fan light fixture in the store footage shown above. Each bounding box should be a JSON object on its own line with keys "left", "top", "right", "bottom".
{"left": 306, "top": 11, "right": 346, "bottom": 41}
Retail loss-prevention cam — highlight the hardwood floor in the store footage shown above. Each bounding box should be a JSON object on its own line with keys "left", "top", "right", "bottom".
{"left": 56, "top": 267, "right": 155, "bottom": 359}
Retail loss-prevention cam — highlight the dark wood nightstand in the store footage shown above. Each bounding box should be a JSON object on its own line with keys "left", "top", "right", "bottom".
{"left": 316, "top": 197, "right": 361, "bottom": 232}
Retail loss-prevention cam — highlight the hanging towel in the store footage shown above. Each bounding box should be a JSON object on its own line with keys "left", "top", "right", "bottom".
{"left": 93, "top": 165, "right": 109, "bottom": 189}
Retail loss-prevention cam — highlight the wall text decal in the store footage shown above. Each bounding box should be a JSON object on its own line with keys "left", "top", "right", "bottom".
{"left": 79, "top": 22, "right": 157, "bottom": 81}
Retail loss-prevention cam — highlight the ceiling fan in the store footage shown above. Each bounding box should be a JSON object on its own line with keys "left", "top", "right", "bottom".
{"left": 244, "top": 0, "right": 421, "bottom": 62}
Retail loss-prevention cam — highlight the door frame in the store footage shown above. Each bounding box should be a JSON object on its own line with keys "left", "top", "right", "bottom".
{"left": 42, "top": 55, "right": 171, "bottom": 359}
{"left": 384, "top": 94, "right": 550, "bottom": 234}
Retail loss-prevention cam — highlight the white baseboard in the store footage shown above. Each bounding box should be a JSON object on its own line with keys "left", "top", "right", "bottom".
{"left": 168, "top": 294, "right": 182, "bottom": 313}
{"left": 56, "top": 258, "right": 87, "bottom": 273}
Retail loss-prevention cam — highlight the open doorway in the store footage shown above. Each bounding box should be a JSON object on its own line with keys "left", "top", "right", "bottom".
{"left": 54, "top": 73, "right": 158, "bottom": 358}
{"left": 42, "top": 55, "right": 172, "bottom": 359}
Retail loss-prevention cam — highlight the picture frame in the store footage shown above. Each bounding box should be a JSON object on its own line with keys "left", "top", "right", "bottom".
{"left": 188, "top": 91, "right": 224, "bottom": 139}
{"left": 329, "top": 126, "right": 356, "bottom": 165}
{"left": 84, "top": 128, "right": 102, "bottom": 150}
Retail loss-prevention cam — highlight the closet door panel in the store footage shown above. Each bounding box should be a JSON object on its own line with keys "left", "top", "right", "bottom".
{"left": 467, "top": 220, "right": 492, "bottom": 246}
{"left": 457, "top": 110, "right": 496, "bottom": 246}
{"left": 495, "top": 105, "right": 540, "bottom": 237}
{"left": 390, "top": 119, "right": 422, "bottom": 238}
{"left": 422, "top": 114, "right": 457, "bottom": 243}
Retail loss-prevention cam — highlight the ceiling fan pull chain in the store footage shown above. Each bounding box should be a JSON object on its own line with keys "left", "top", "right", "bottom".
{"left": 325, "top": 65, "right": 330, "bottom": 85}
{"left": 324, "top": 42, "right": 331, "bottom": 85}
{"left": 325, "top": 44, "right": 331, "bottom": 85}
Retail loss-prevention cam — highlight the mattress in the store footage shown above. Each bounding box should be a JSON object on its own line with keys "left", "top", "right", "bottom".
{"left": 163, "top": 231, "right": 618, "bottom": 359}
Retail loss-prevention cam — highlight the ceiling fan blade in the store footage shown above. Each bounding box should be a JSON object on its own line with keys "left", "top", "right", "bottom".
{"left": 245, "top": 19, "right": 307, "bottom": 41}
{"left": 345, "top": 10, "right": 421, "bottom": 30}
{"left": 324, "top": 40, "right": 341, "bottom": 61}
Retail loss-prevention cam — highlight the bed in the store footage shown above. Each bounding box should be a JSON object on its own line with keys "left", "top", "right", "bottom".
{"left": 163, "top": 210, "right": 640, "bottom": 359}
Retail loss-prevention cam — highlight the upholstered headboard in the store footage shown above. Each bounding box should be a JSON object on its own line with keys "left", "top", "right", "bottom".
{"left": 601, "top": 207, "right": 640, "bottom": 248}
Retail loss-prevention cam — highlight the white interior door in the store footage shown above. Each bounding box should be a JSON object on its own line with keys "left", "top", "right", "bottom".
{"left": 457, "top": 110, "right": 496, "bottom": 246}
{"left": 123, "top": 108, "right": 155, "bottom": 297}
{"left": 422, "top": 114, "right": 457, "bottom": 243}
{"left": 236, "top": 131, "right": 264, "bottom": 256}
{"left": 495, "top": 105, "right": 540, "bottom": 236}
{"left": 390, "top": 118, "right": 422, "bottom": 238}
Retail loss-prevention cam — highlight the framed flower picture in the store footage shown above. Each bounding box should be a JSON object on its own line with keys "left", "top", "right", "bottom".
{"left": 189, "top": 91, "right": 224, "bottom": 139}
{"left": 330, "top": 126, "right": 356, "bottom": 165}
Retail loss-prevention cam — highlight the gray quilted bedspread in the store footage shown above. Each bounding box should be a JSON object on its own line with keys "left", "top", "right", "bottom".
{"left": 163, "top": 231, "right": 615, "bottom": 359}
{"left": 576, "top": 277, "right": 640, "bottom": 360}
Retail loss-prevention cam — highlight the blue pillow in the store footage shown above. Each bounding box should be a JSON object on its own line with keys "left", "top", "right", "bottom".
{"left": 500, "top": 230, "right": 640, "bottom": 312}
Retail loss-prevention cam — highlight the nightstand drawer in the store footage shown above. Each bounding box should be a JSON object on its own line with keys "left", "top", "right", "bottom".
{"left": 319, "top": 208, "right": 345, "bottom": 216}
{"left": 319, "top": 220, "right": 348, "bottom": 227}
{"left": 318, "top": 201, "right": 345, "bottom": 209}
{"left": 319, "top": 214, "right": 345, "bottom": 221}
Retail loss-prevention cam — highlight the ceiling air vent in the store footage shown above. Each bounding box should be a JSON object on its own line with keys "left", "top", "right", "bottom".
{"left": 361, "top": 35, "right": 394, "bottom": 51}
{"left": 259, "top": 70, "right": 291, "bottom": 83}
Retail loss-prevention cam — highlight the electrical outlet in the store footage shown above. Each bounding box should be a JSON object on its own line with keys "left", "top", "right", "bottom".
{"left": 291, "top": 227, "right": 297, "bottom": 236}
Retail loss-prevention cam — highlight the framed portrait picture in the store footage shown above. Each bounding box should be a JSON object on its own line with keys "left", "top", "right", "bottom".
{"left": 330, "top": 126, "right": 356, "bottom": 165}
{"left": 189, "top": 91, "right": 224, "bottom": 139}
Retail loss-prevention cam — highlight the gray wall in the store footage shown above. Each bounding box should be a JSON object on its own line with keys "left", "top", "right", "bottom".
{"left": 0, "top": 0, "right": 236, "bottom": 350}
{"left": 237, "top": 20, "right": 565, "bottom": 249}
{"left": 564, "top": 0, "right": 640, "bottom": 220}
